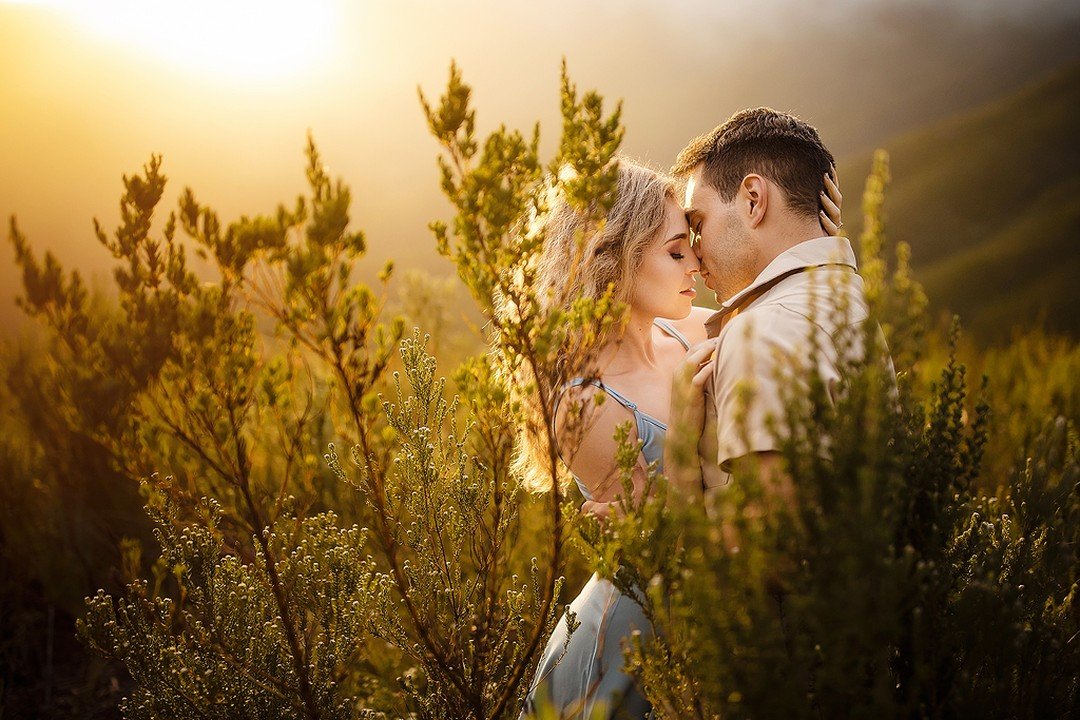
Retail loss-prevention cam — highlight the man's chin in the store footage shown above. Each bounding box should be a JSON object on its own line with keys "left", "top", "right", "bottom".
{"left": 700, "top": 277, "right": 723, "bottom": 304}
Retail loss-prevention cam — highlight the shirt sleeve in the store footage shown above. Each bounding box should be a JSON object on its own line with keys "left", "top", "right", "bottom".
{"left": 711, "top": 306, "right": 838, "bottom": 471}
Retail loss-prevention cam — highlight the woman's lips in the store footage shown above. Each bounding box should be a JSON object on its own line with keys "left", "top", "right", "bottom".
{"left": 680, "top": 288, "right": 697, "bottom": 298}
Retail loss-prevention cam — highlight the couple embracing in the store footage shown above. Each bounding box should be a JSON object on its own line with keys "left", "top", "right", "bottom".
{"left": 518, "top": 108, "right": 878, "bottom": 719}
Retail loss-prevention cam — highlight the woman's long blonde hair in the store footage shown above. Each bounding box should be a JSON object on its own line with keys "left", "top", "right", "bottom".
{"left": 511, "top": 158, "right": 676, "bottom": 492}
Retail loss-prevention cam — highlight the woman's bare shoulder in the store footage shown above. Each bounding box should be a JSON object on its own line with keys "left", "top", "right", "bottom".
{"left": 553, "top": 382, "right": 634, "bottom": 444}
{"left": 553, "top": 383, "right": 639, "bottom": 497}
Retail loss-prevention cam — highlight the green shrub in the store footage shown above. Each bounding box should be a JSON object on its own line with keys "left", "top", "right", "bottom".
{"left": 4, "top": 68, "right": 1076, "bottom": 720}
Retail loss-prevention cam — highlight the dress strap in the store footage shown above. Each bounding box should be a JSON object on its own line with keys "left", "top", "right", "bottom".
{"left": 550, "top": 378, "right": 640, "bottom": 501}
{"left": 554, "top": 377, "right": 638, "bottom": 416}
{"left": 653, "top": 318, "right": 691, "bottom": 350}
{"left": 550, "top": 378, "right": 638, "bottom": 462}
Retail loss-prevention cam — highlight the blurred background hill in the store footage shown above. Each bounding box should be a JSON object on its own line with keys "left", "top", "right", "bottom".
{"left": 2, "top": 0, "right": 1079, "bottom": 345}
{"left": 839, "top": 61, "right": 1080, "bottom": 342}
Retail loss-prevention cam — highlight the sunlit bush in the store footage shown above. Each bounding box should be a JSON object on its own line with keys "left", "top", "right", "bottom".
{"left": 3, "top": 68, "right": 1076, "bottom": 720}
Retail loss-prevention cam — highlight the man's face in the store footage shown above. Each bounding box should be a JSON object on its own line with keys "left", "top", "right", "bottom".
{"left": 684, "top": 165, "right": 753, "bottom": 302}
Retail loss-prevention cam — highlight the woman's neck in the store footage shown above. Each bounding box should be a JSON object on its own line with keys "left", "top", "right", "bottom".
{"left": 596, "top": 309, "right": 658, "bottom": 377}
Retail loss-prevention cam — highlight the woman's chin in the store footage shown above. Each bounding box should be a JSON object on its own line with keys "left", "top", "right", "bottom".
{"left": 665, "top": 301, "right": 694, "bottom": 321}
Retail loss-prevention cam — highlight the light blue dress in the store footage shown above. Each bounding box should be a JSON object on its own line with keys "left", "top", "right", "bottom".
{"left": 521, "top": 319, "right": 689, "bottom": 720}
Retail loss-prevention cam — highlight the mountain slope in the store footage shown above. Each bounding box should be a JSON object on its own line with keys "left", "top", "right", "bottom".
{"left": 837, "top": 61, "right": 1080, "bottom": 343}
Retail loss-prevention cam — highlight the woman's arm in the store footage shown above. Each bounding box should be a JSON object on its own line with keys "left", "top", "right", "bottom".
{"left": 579, "top": 340, "right": 718, "bottom": 519}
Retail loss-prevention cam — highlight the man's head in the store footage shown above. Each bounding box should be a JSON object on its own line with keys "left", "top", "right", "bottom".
{"left": 673, "top": 107, "right": 834, "bottom": 300}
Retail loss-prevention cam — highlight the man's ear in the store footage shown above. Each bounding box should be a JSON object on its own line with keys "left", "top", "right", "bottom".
{"left": 739, "top": 174, "right": 768, "bottom": 229}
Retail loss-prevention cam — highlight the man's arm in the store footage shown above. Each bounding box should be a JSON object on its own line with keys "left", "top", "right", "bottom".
{"left": 714, "top": 451, "right": 792, "bottom": 537}
{"left": 706, "top": 312, "right": 809, "bottom": 552}
{"left": 719, "top": 450, "right": 801, "bottom": 599}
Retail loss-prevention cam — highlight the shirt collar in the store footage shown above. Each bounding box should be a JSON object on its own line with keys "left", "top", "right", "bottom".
{"left": 722, "top": 236, "right": 857, "bottom": 310}
{"left": 704, "top": 236, "right": 858, "bottom": 335}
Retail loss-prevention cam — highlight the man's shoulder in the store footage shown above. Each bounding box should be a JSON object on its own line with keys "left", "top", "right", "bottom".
{"left": 721, "top": 301, "right": 814, "bottom": 347}
{"left": 737, "top": 272, "right": 869, "bottom": 336}
{"left": 719, "top": 298, "right": 868, "bottom": 369}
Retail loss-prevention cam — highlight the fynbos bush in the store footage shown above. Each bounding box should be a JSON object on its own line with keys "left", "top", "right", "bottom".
{"left": 6, "top": 63, "right": 628, "bottom": 719}
{"left": 6, "top": 68, "right": 1076, "bottom": 720}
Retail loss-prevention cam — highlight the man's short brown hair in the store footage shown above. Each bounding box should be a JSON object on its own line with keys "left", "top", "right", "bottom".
{"left": 672, "top": 107, "right": 834, "bottom": 219}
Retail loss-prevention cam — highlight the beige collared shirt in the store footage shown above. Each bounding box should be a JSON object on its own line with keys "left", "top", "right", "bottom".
{"left": 700, "top": 236, "right": 871, "bottom": 494}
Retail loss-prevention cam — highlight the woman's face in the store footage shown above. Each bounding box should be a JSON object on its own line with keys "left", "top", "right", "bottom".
{"left": 629, "top": 197, "right": 700, "bottom": 320}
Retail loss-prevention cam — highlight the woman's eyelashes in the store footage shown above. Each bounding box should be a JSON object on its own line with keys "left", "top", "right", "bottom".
{"left": 670, "top": 238, "right": 692, "bottom": 261}
{"left": 667, "top": 232, "right": 692, "bottom": 261}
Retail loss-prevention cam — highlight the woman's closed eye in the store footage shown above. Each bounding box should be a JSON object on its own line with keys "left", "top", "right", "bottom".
{"left": 665, "top": 230, "right": 691, "bottom": 260}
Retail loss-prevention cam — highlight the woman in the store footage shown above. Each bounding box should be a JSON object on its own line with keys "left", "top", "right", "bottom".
{"left": 518, "top": 158, "right": 841, "bottom": 719}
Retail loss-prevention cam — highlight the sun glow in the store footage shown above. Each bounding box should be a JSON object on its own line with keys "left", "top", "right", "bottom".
{"left": 22, "top": 0, "right": 340, "bottom": 82}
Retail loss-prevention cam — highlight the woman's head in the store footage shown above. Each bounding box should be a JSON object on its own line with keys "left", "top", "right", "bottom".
{"left": 627, "top": 194, "right": 698, "bottom": 320}
{"left": 534, "top": 158, "right": 694, "bottom": 321}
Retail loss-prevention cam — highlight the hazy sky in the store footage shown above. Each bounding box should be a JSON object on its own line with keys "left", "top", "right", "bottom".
{"left": 2, "top": 0, "right": 1078, "bottom": 333}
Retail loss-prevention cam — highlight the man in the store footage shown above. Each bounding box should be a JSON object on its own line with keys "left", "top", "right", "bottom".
{"left": 671, "top": 107, "right": 873, "bottom": 508}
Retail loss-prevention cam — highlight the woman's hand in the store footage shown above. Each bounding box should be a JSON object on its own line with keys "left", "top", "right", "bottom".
{"left": 669, "top": 338, "right": 719, "bottom": 439}
{"left": 581, "top": 498, "right": 618, "bottom": 521}
{"left": 664, "top": 338, "right": 719, "bottom": 496}
{"left": 819, "top": 164, "right": 843, "bottom": 236}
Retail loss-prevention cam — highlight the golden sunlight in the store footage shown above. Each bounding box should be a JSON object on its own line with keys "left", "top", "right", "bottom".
{"left": 18, "top": 0, "right": 340, "bottom": 82}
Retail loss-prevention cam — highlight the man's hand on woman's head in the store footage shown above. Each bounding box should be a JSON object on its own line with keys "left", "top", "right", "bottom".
{"left": 819, "top": 164, "right": 843, "bottom": 236}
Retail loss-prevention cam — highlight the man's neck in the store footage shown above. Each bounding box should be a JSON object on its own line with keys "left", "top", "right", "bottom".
{"left": 750, "top": 217, "right": 826, "bottom": 279}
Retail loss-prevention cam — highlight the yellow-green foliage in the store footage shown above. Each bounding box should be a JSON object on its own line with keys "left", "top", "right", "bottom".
{"left": 2, "top": 65, "right": 1077, "bottom": 720}
{"left": 3, "top": 63, "right": 629, "bottom": 719}
{"left": 977, "top": 331, "right": 1080, "bottom": 486}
